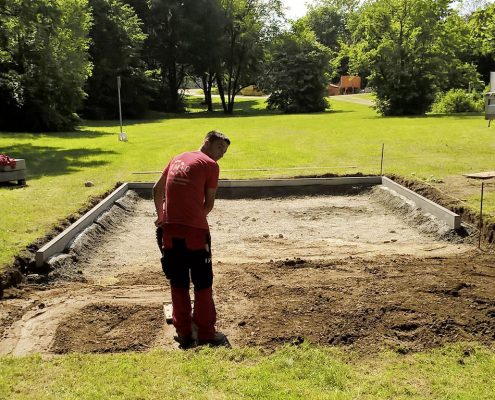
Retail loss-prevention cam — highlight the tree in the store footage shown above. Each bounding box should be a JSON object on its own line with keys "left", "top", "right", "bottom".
{"left": 181, "top": 0, "right": 227, "bottom": 112}
{"left": 297, "top": 0, "right": 361, "bottom": 81}
{"left": 303, "top": 0, "right": 359, "bottom": 51}
{"left": 262, "top": 24, "right": 331, "bottom": 113}
{"left": 216, "top": 0, "right": 282, "bottom": 114}
{"left": 0, "top": 0, "right": 92, "bottom": 131}
{"left": 468, "top": 3, "right": 495, "bottom": 85}
{"left": 83, "top": 0, "right": 149, "bottom": 119}
{"left": 145, "top": 0, "right": 191, "bottom": 112}
{"left": 352, "top": 0, "right": 478, "bottom": 116}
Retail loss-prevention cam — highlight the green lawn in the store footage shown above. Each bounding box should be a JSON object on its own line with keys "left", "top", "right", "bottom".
{"left": 1, "top": 343, "right": 494, "bottom": 399}
{"left": 1, "top": 96, "right": 494, "bottom": 268}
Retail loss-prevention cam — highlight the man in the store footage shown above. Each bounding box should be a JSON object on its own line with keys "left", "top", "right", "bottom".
{"left": 153, "top": 130, "right": 230, "bottom": 348}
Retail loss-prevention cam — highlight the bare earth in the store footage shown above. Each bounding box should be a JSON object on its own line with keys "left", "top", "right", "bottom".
{"left": 0, "top": 191, "right": 494, "bottom": 355}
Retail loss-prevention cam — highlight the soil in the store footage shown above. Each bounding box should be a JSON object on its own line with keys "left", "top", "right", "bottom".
{"left": 0, "top": 189, "right": 494, "bottom": 355}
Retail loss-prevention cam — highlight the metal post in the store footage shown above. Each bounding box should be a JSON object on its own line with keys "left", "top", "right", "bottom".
{"left": 380, "top": 143, "right": 384, "bottom": 176}
{"left": 117, "top": 76, "right": 123, "bottom": 135}
{"left": 479, "top": 182, "right": 484, "bottom": 249}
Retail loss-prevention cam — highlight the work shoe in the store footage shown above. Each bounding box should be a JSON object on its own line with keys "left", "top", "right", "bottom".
{"left": 197, "top": 332, "right": 230, "bottom": 347}
{"left": 173, "top": 335, "right": 196, "bottom": 350}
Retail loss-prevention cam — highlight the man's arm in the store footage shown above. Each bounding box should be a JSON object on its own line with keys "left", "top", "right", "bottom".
{"left": 204, "top": 187, "right": 217, "bottom": 215}
{"left": 153, "top": 173, "right": 167, "bottom": 226}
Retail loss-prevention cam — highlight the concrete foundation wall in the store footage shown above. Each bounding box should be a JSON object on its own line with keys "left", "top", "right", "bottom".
{"left": 35, "top": 176, "right": 461, "bottom": 267}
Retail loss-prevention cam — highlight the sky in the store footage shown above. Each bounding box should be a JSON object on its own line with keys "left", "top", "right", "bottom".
{"left": 282, "top": 0, "right": 310, "bottom": 20}
{"left": 281, "top": 0, "right": 495, "bottom": 19}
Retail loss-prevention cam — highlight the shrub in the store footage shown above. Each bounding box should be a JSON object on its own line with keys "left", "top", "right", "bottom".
{"left": 262, "top": 26, "right": 330, "bottom": 114}
{"left": 431, "top": 89, "right": 484, "bottom": 114}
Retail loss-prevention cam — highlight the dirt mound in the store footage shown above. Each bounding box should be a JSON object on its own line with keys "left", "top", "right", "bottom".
{"left": 216, "top": 254, "right": 495, "bottom": 353}
{"left": 52, "top": 303, "right": 163, "bottom": 354}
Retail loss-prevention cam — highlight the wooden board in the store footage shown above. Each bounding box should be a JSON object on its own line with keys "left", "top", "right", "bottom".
{"left": 463, "top": 171, "right": 495, "bottom": 180}
{"left": 163, "top": 303, "right": 173, "bottom": 324}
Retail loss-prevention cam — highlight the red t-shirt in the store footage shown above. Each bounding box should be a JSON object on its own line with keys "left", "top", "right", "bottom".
{"left": 162, "top": 151, "right": 219, "bottom": 230}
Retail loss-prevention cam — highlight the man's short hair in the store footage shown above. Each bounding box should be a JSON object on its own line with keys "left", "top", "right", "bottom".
{"left": 205, "top": 130, "right": 230, "bottom": 145}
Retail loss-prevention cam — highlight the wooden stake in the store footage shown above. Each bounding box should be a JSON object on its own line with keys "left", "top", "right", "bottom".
{"left": 479, "top": 182, "right": 484, "bottom": 249}
{"left": 380, "top": 143, "right": 385, "bottom": 176}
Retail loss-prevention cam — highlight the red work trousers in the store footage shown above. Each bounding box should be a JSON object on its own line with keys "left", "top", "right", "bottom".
{"left": 164, "top": 236, "right": 216, "bottom": 341}
{"left": 171, "top": 287, "right": 216, "bottom": 341}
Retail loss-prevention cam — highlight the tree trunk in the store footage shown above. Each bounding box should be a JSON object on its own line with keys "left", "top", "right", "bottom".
{"left": 217, "top": 75, "right": 228, "bottom": 113}
{"left": 206, "top": 74, "right": 214, "bottom": 112}
{"left": 200, "top": 73, "right": 215, "bottom": 112}
{"left": 227, "top": 91, "right": 236, "bottom": 114}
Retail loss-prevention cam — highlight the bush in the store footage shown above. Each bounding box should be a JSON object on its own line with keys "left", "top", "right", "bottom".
{"left": 262, "top": 26, "right": 330, "bottom": 114}
{"left": 431, "top": 89, "right": 484, "bottom": 114}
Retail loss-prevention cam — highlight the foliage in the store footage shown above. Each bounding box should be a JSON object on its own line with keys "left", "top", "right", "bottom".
{"left": 181, "top": 0, "right": 227, "bottom": 112}
{"left": 216, "top": 0, "right": 282, "bottom": 114}
{"left": 302, "top": 1, "right": 348, "bottom": 51}
{"left": 0, "top": 0, "right": 92, "bottom": 131}
{"left": 83, "top": 0, "right": 150, "bottom": 119}
{"left": 301, "top": 0, "right": 360, "bottom": 80}
{"left": 348, "top": 0, "right": 479, "bottom": 116}
{"left": 431, "top": 89, "right": 484, "bottom": 113}
{"left": 263, "top": 25, "right": 331, "bottom": 113}
{"left": 144, "top": 0, "right": 190, "bottom": 112}
{"left": 468, "top": 3, "right": 495, "bottom": 84}
{"left": 143, "top": 0, "right": 229, "bottom": 113}
{"left": 434, "top": 12, "right": 480, "bottom": 91}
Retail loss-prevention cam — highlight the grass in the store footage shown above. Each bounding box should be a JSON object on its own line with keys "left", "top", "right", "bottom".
{"left": 0, "top": 343, "right": 494, "bottom": 399}
{"left": 0, "top": 95, "right": 494, "bottom": 269}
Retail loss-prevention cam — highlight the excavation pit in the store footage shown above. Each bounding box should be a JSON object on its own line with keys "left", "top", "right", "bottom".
{"left": 1, "top": 178, "right": 494, "bottom": 355}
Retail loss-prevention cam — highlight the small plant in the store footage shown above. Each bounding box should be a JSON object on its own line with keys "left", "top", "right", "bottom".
{"left": 431, "top": 89, "right": 483, "bottom": 114}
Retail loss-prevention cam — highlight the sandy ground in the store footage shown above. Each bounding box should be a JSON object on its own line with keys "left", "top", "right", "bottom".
{"left": 0, "top": 190, "right": 494, "bottom": 355}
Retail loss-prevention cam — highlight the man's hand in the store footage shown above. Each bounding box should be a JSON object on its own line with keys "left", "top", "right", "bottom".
{"left": 204, "top": 187, "right": 217, "bottom": 215}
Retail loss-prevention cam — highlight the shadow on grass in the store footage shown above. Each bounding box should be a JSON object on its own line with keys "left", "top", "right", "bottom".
{"left": 81, "top": 99, "right": 353, "bottom": 128}
{"left": 1, "top": 144, "right": 116, "bottom": 180}
{"left": 363, "top": 112, "right": 484, "bottom": 121}
{"left": 0, "top": 129, "right": 113, "bottom": 140}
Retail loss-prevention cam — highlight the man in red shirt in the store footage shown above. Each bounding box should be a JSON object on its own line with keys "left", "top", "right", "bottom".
{"left": 153, "top": 130, "right": 230, "bottom": 348}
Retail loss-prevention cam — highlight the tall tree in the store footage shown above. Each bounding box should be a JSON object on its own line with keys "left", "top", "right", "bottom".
{"left": 84, "top": 0, "right": 149, "bottom": 119}
{"left": 0, "top": 0, "right": 92, "bottom": 131}
{"left": 468, "top": 3, "right": 495, "bottom": 85}
{"left": 301, "top": 0, "right": 360, "bottom": 81}
{"left": 181, "top": 0, "right": 227, "bottom": 112}
{"left": 303, "top": 0, "right": 359, "bottom": 51}
{"left": 146, "top": 0, "right": 191, "bottom": 112}
{"left": 217, "top": 0, "right": 282, "bottom": 114}
{"left": 352, "top": 0, "right": 478, "bottom": 116}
